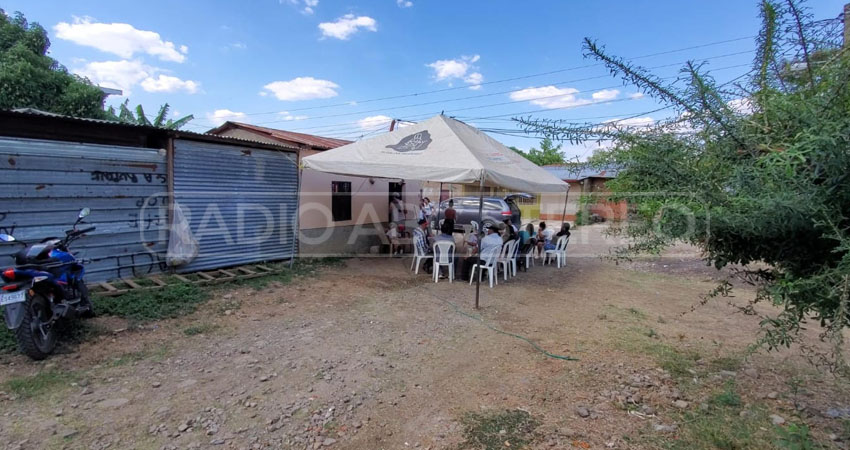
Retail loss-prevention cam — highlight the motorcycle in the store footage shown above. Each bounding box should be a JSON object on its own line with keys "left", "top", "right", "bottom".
{"left": 0, "top": 208, "right": 95, "bottom": 360}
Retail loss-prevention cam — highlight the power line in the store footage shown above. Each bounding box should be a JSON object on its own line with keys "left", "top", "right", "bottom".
{"left": 230, "top": 56, "right": 754, "bottom": 138}
{"left": 307, "top": 61, "right": 751, "bottom": 140}
{"left": 193, "top": 35, "right": 757, "bottom": 124}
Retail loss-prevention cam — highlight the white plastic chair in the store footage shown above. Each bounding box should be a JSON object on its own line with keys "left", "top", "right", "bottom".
{"left": 497, "top": 240, "right": 516, "bottom": 281}
{"left": 410, "top": 238, "right": 433, "bottom": 274}
{"left": 521, "top": 240, "right": 536, "bottom": 271}
{"left": 543, "top": 236, "right": 569, "bottom": 268}
{"left": 469, "top": 246, "right": 500, "bottom": 288}
{"left": 510, "top": 239, "right": 522, "bottom": 276}
{"left": 432, "top": 241, "right": 455, "bottom": 283}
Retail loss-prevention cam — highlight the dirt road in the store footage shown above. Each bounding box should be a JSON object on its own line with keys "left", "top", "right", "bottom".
{"left": 1, "top": 225, "right": 848, "bottom": 449}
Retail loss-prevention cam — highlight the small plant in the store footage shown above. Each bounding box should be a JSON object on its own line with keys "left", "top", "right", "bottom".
{"left": 3, "top": 370, "right": 76, "bottom": 399}
{"left": 459, "top": 409, "right": 540, "bottom": 450}
{"left": 775, "top": 423, "right": 817, "bottom": 450}
{"left": 183, "top": 323, "right": 219, "bottom": 336}
{"left": 710, "top": 381, "right": 742, "bottom": 408}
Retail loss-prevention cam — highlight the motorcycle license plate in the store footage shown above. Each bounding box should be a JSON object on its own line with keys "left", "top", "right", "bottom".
{"left": 0, "top": 290, "right": 26, "bottom": 306}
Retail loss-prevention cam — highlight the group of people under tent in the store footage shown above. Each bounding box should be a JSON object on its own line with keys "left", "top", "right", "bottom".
{"left": 404, "top": 213, "right": 571, "bottom": 280}
{"left": 386, "top": 194, "right": 457, "bottom": 256}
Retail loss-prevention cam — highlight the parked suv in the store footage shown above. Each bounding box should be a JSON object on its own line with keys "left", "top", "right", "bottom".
{"left": 437, "top": 194, "right": 532, "bottom": 231}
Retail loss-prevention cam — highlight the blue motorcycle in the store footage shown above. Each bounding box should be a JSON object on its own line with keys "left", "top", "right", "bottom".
{"left": 0, "top": 208, "right": 95, "bottom": 359}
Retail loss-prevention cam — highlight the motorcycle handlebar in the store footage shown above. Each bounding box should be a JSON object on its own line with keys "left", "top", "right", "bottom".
{"left": 76, "top": 227, "right": 96, "bottom": 235}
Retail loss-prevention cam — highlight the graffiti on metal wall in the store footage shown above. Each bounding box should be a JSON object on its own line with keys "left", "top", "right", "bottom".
{"left": 91, "top": 171, "right": 166, "bottom": 184}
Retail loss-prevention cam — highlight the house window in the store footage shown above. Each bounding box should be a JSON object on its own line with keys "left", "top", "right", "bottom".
{"left": 331, "top": 181, "right": 352, "bottom": 222}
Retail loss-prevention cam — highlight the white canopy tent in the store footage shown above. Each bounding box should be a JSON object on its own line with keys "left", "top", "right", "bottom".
{"left": 302, "top": 114, "right": 569, "bottom": 307}
{"left": 303, "top": 114, "right": 569, "bottom": 193}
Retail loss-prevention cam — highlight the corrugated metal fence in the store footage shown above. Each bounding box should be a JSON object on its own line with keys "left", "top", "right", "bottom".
{"left": 0, "top": 137, "right": 169, "bottom": 282}
{"left": 173, "top": 139, "right": 299, "bottom": 272}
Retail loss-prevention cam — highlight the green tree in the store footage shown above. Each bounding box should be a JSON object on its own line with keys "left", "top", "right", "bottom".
{"left": 0, "top": 10, "right": 105, "bottom": 118}
{"left": 104, "top": 100, "right": 194, "bottom": 129}
{"left": 510, "top": 137, "right": 566, "bottom": 166}
{"left": 520, "top": 0, "right": 850, "bottom": 373}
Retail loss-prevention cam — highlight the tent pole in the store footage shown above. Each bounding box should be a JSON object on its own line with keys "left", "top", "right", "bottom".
{"left": 474, "top": 176, "right": 485, "bottom": 310}
{"left": 561, "top": 189, "right": 569, "bottom": 224}
{"left": 435, "top": 182, "right": 444, "bottom": 226}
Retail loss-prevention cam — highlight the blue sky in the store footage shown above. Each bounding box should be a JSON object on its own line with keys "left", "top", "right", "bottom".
{"left": 3, "top": 0, "right": 846, "bottom": 158}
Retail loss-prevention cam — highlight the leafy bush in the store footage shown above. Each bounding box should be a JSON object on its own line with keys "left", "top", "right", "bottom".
{"left": 520, "top": 0, "right": 850, "bottom": 372}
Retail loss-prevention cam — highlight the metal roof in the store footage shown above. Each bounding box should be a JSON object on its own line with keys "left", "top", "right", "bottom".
{"left": 208, "top": 121, "right": 351, "bottom": 150}
{"left": 1, "top": 109, "right": 298, "bottom": 153}
{"left": 543, "top": 164, "right": 620, "bottom": 181}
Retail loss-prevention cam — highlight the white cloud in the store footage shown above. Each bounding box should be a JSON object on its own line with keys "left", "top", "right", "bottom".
{"left": 140, "top": 74, "right": 200, "bottom": 94}
{"left": 318, "top": 14, "right": 377, "bottom": 40}
{"left": 54, "top": 16, "right": 188, "bottom": 63}
{"left": 285, "top": 0, "right": 318, "bottom": 14}
{"left": 357, "top": 115, "right": 393, "bottom": 130}
{"left": 75, "top": 59, "right": 154, "bottom": 95}
{"left": 75, "top": 60, "right": 198, "bottom": 95}
{"left": 397, "top": 0, "right": 414, "bottom": 7}
{"left": 206, "top": 109, "right": 246, "bottom": 126}
{"left": 727, "top": 98, "right": 753, "bottom": 115}
{"left": 629, "top": 92, "right": 645, "bottom": 100}
{"left": 604, "top": 116, "right": 655, "bottom": 128}
{"left": 263, "top": 77, "right": 340, "bottom": 101}
{"left": 427, "top": 55, "right": 483, "bottom": 89}
{"left": 508, "top": 86, "right": 592, "bottom": 109}
{"left": 591, "top": 89, "right": 619, "bottom": 101}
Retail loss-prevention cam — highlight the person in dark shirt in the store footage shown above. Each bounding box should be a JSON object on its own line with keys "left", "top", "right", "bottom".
{"left": 444, "top": 199, "right": 457, "bottom": 222}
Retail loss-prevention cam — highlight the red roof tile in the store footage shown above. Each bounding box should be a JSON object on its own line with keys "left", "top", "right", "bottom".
{"left": 208, "top": 121, "right": 351, "bottom": 150}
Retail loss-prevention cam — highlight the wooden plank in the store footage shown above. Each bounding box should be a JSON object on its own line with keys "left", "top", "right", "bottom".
{"left": 174, "top": 274, "right": 192, "bottom": 283}
{"left": 238, "top": 267, "right": 256, "bottom": 275}
{"left": 255, "top": 265, "right": 273, "bottom": 272}
{"left": 123, "top": 279, "right": 142, "bottom": 289}
{"left": 99, "top": 282, "right": 118, "bottom": 292}
{"left": 197, "top": 272, "right": 216, "bottom": 280}
{"left": 219, "top": 269, "right": 237, "bottom": 277}
{"left": 148, "top": 277, "right": 167, "bottom": 287}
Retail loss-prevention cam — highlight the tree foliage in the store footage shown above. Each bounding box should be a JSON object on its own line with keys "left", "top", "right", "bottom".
{"left": 510, "top": 137, "right": 566, "bottom": 166}
{"left": 0, "top": 9, "right": 106, "bottom": 118}
{"left": 104, "top": 100, "right": 194, "bottom": 130}
{"left": 518, "top": 0, "right": 850, "bottom": 368}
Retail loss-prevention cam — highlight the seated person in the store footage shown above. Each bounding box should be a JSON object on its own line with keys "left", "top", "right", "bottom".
{"left": 461, "top": 224, "right": 502, "bottom": 280}
{"left": 413, "top": 218, "right": 434, "bottom": 273}
{"left": 433, "top": 221, "right": 456, "bottom": 278}
{"left": 502, "top": 219, "right": 518, "bottom": 243}
{"left": 536, "top": 221, "right": 555, "bottom": 255}
{"left": 556, "top": 222, "right": 572, "bottom": 239}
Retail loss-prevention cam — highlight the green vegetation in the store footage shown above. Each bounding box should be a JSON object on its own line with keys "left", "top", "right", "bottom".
{"left": 520, "top": 0, "right": 850, "bottom": 373}
{"left": 0, "top": 10, "right": 105, "bottom": 118}
{"left": 509, "top": 137, "right": 565, "bottom": 166}
{"left": 458, "top": 409, "right": 540, "bottom": 450}
{"left": 104, "top": 100, "right": 193, "bottom": 129}
{"left": 94, "top": 283, "right": 209, "bottom": 323}
{"left": 0, "top": 9, "right": 192, "bottom": 128}
{"left": 183, "top": 323, "right": 219, "bottom": 336}
{"left": 3, "top": 369, "right": 76, "bottom": 398}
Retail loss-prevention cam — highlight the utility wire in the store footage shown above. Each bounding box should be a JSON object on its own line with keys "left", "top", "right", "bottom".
{"left": 195, "top": 36, "right": 757, "bottom": 124}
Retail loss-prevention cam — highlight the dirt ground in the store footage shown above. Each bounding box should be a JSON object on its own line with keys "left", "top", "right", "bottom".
{"left": 2, "top": 224, "right": 850, "bottom": 450}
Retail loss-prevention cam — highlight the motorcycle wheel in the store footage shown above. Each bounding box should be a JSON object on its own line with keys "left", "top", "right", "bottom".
{"left": 16, "top": 293, "right": 57, "bottom": 360}
{"left": 78, "top": 282, "right": 95, "bottom": 318}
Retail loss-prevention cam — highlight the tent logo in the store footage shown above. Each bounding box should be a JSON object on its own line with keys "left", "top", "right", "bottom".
{"left": 386, "top": 130, "right": 432, "bottom": 153}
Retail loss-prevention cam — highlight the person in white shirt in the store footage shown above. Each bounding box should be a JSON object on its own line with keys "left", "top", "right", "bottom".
{"left": 462, "top": 224, "right": 502, "bottom": 280}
